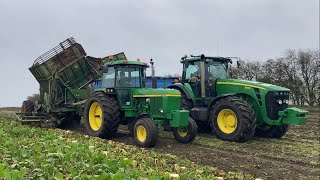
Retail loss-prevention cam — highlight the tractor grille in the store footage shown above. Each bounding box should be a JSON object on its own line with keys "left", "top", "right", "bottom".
{"left": 265, "top": 91, "right": 289, "bottom": 120}
{"left": 149, "top": 97, "right": 162, "bottom": 114}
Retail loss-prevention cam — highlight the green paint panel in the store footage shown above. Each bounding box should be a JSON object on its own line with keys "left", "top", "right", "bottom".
{"left": 132, "top": 88, "right": 180, "bottom": 96}
{"left": 279, "top": 107, "right": 308, "bottom": 125}
{"left": 170, "top": 110, "right": 189, "bottom": 127}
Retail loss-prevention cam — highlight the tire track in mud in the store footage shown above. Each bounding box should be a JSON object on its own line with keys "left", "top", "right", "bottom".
{"left": 115, "top": 133, "right": 319, "bottom": 180}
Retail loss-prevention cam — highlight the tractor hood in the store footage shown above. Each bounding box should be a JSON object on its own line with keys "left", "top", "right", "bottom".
{"left": 132, "top": 88, "right": 181, "bottom": 98}
{"left": 216, "top": 79, "right": 290, "bottom": 92}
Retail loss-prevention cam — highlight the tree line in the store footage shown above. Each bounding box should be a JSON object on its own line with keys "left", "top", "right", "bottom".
{"left": 231, "top": 49, "right": 320, "bottom": 106}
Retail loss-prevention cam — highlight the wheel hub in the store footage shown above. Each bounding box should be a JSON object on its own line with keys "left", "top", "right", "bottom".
{"left": 89, "top": 102, "right": 103, "bottom": 131}
{"left": 177, "top": 128, "right": 188, "bottom": 137}
{"left": 137, "top": 126, "right": 147, "bottom": 143}
{"left": 217, "top": 109, "right": 237, "bottom": 134}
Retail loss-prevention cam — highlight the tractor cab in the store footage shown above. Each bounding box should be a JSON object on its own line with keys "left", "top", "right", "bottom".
{"left": 181, "top": 54, "right": 231, "bottom": 103}
{"left": 98, "top": 58, "right": 148, "bottom": 108}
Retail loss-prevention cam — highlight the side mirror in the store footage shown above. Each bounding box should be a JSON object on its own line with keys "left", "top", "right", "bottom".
{"left": 237, "top": 61, "right": 241, "bottom": 68}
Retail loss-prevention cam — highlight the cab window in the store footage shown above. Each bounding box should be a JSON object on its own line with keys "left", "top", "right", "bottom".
{"left": 185, "top": 61, "right": 200, "bottom": 80}
{"left": 116, "top": 66, "right": 143, "bottom": 88}
{"left": 102, "top": 67, "right": 115, "bottom": 88}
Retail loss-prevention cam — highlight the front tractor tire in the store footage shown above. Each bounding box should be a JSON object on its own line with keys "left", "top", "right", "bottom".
{"left": 84, "top": 92, "right": 120, "bottom": 139}
{"left": 210, "top": 96, "right": 256, "bottom": 142}
{"left": 255, "top": 125, "right": 289, "bottom": 138}
{"left": 133, "top": 117, "right": 158, "bottom": 148}
{"left": 172, "top": 117, "right": 198, "bottom": 143}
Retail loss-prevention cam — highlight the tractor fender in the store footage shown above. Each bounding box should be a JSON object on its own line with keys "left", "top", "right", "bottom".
{"left": 134, "top": 113, "right": 150, "bottom": 121}
{"left": 168, "top": 83, "right": 192, "bottom": 99}
{"left": 207, "top": 93, "right": 237, "bottom": 109}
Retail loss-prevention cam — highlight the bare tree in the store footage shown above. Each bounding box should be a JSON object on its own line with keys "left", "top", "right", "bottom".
{"left": 27, "top": 93, "right": 40, "bottom": 104}
{"left": 163, "top": 73, "right": 181, "bottom": 78}
{"left": 296, "top": 50, "right": 320, "bottom": 106}
{"left": 230, "top": 59, "right": 262, "bottom": 81}
{"left": 229, "top": 49, "right": 319, "bottom": 106}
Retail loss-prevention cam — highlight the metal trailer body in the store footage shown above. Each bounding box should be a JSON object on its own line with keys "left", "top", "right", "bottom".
{"left": 16, "top": 38, "right": 102, "bottom": 126}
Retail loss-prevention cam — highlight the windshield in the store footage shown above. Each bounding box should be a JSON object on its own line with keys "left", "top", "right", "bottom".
{"left": 116, "top": 66, "right": 146, "bottom": 87}
{"left": 206, "top": 62, "right": 228, "bottom": 80}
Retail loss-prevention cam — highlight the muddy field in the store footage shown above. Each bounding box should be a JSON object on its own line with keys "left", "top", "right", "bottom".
{"left": 1, "top": 107, "right": 319, "bottom": 179}
{"left": 115, "top": 107, "right": 320, "bottom": 180}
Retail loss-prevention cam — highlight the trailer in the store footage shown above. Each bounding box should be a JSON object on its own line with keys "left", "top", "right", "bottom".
{"left": 15, "top": 38, "right": 115, "bottom": 127}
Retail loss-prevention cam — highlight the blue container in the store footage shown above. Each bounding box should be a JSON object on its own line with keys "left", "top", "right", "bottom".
{"left": 146, "top": 76, "right": 178, "bottom": 88}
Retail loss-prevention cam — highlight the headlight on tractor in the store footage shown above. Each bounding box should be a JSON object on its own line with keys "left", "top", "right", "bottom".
{"left": 276, "top": 99, "right": 289, "bottom": 105}
{"left": 159, "top": 108, "right": 164, "bottom": 113}
{"left": 276, "top": 99, "right": 283, "bottom": 105}
{"left": 266, "top": 91, "right": 290, "bottom": 120}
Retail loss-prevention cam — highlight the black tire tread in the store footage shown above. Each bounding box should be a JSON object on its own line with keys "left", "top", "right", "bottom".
{"left": 181, "top": 93, "right": 193, "bottom": 110}
{"left": 21, "top": 100, "right": 34, "bottom": 113}
{"left": 255, "top": 125, "right": 289, "bottom": 138}
{"left": 172, "top": 117, "right": 198, "bottom": 143}
{"left": 84, "top": 92, "right": 120, "bottom": 139}
{"left": 133, "top": 117, "right": 158, "bottom": 148}
{"left": 209, "top": 96, "right": 256, "bottom": 142}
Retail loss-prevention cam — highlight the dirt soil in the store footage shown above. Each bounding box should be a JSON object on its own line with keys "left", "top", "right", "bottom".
{"left": 2, "top": 107, "right": 319, "bottom": 179}
{"left": 114, "top": 108, "right": 319, "bottom": 180}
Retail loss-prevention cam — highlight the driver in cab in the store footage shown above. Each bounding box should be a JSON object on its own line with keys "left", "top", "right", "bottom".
{"left": 119, "top": 71, "right": 131, "bottom": 87}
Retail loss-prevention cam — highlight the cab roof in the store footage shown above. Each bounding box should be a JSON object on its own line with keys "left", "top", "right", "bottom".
{"left": 100, "top": 52, "right": 149, "bottom": 67}
{"left": 180, "top": 54, "right": 232, "bottom": 64}
{"left": 104, "top": 59, "right": 149, "bottom": 67}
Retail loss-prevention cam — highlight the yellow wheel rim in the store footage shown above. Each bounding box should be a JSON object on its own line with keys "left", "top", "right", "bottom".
{"left": 217, "top": 109, "right": 237, "bottom": 134}
{"left": 136, "top": 126, "right": 147, "bottom": 143}
{"left": 177, "top": 128, "right": 188, "bottom": 137}
{"left": 89, "top": 102, "right": 103, "bottom": 131}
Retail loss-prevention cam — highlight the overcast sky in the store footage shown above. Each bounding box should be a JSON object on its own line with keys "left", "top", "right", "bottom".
{"left": 0, "top": 0, "right": 319, "bottom": 107}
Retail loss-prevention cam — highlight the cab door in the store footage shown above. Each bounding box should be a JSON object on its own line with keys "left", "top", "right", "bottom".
{"left": 184, "top": 61, "right": 202, "bottom": 98}
{"left": 115, "top": 66, "right": 143, "bottom": 108}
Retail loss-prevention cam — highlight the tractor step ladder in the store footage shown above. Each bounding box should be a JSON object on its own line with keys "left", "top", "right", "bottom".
{"left": 14, "top": 112, "right": 47, "bottom": 123}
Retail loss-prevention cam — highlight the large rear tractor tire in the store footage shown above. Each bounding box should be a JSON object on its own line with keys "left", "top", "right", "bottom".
{"left": 84, "top": 92, "right": 120, "bottom": 139}
{"left": 172, "top": 117, "right": 198, "bottom": 143}
{"left": 209, "top": 96, "right": 256, "bottom": 142}
{"left": 21, "top": 100, "right": 34, "bottom": 113}
{"left": 133, "top": 117, "right": 158, "bottom": 148}
{"left": 255, "top": 125, "right": 289, "bottom": 138}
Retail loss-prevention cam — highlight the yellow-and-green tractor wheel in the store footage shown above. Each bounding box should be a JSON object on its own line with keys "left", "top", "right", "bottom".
{"left": 217, "top": 109, "right": 238, "bottom": 134}
{"left": 172, "top": 117, "right": 198, "bottom": 143}
{"left": 133, "top": 117, "right": 158, "bottom": 148}
{"left": 88, "top": 102, "right": 103, "bottom": 131}
{"left": 210, "top": 96, "right": 256, "bottom": 142}
{"left": 84, "top": 92, "right": 120, "bottom": 139}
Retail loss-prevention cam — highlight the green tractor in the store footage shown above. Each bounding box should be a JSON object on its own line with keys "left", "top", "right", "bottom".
{"left": 168, "top": 54, "right": 308, "bottom": 142}
{"left": 84, "top": 57, "right": 197, "bottom": 147}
